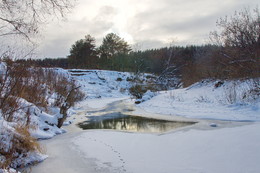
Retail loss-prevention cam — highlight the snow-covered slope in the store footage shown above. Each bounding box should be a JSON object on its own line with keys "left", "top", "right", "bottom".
{"left": 0, "top": 66, "right": 76, "bottom": 171}
{"left": 138, "top": 79, "right": 260, "bottom": 121}
{"left": 69, "top": 69, "right": 134, "bottom": 99}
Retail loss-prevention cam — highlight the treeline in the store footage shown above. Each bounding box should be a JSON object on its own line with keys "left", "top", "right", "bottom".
{"left": 25, "top": 7, "right": 259, "bottom": 87}
{"left": 21, "top": 58, "right": 69, "bottom": 69}
{"left": 23, "top": 44, "right": 216, "bottom": 75}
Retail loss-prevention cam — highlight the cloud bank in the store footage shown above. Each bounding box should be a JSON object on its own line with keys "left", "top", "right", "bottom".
{"left": 37, "top": 0, "right": 259, "bottom": 58}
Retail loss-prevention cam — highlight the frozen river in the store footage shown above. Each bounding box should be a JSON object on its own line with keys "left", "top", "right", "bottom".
{"left": 28, "top": 98, "right": 259, "bottom": 173}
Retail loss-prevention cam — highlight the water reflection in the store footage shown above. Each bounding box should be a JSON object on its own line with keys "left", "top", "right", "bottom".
{"left": 78, "top": 113, "right": 196, "bottom": 133}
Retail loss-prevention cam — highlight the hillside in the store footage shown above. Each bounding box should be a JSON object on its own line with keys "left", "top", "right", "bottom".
{"left": 0, "top": 64, "right": 83, "bottom": 171}
{"left": 137, "top": 79, "right": 260, "bottom": 121}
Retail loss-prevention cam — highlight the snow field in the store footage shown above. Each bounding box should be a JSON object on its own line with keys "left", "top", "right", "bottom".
{"left": 70, "top": 75, "right": 260, "bottom": 173}
{"left": 138, "top": 79, "right": 260, "bottom": 121}
{"left": 73, "top": 123, "right": 260, "bottom": 173}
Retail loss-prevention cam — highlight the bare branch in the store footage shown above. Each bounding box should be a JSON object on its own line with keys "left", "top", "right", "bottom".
{"left": 0, "top": 0, "right": 75, "bottom": 42}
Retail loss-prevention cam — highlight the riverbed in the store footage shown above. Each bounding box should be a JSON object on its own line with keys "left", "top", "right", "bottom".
{"left": 28, "top": 98, "right": 258, "bottom": 173}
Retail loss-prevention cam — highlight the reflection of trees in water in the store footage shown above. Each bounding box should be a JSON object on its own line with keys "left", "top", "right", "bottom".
{"left": 78, "top": 114, "right": 195, "bottom": 133}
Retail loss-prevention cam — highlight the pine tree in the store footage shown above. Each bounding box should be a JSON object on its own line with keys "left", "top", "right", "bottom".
{"left": 68, "top": 35, "right": 98, "bottom": 68}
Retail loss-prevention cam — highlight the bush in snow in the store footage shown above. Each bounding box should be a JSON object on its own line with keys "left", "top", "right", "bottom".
{"left": 0, "top": 122, "right": 45, "bottom": 170}
{"left": 129, "top": 83, "right": 157, "bottom": 104}
{"left": 129, "top": 85, "right": 146, "bottom": 99}
{"left": 0, "top": 59, "right": 84, "bottom": 170}
{"left": 223, "top": 79, "right": 260, "bottom": 105}
{"left": 129, "top": 74, "right": 161, "bottom": 103}
{"left": 0, "top": 59, "right": 84, "bottom": 126}
{"left": 129, "top": 78, "right": 159, "bottom": 99}
{"left": 135, "top": 90, "right": 156, "bottom": 104}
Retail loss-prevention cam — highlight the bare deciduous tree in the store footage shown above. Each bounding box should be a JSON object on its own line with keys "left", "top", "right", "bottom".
{"left": 0, "top": 0, "right": 75, "bottom": 41}
{"left": 210, "top": 7, "right": 260, "bottom": 78}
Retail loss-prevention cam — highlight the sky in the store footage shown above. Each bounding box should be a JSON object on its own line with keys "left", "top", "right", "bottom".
{"left": 37, "top": 0, "right": 259, "bottom": 58}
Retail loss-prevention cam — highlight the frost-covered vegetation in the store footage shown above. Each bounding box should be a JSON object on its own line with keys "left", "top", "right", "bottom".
{"left": 0, "top": 59, "right": 84, "bottom": 171}
{"left": 0, "top": 0, "right": 78, "bottom": 171}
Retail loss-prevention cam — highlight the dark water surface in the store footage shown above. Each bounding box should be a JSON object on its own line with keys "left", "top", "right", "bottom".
{"left": 78, "top": 112, "right": 196, "bottom": 133}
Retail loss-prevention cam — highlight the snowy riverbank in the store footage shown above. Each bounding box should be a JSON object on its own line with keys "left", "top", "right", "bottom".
{"left": 69, "top": 76, "right": 260, "bottom": 173}
{"left": 28, "top": 70, "right": 260, "bottom": 173}
{"left": 137, "top": 79, "right": 260, "bottom": 121}
{"left": 30, "top": 95, "right": 260, "bottom": 173}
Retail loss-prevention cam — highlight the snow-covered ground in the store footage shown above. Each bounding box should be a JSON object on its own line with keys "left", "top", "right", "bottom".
{"left": 68, "top": 73, "right": 260, "bottom": 173}
{"left": 69, "top": 70, "right": 259, "bottom": 122}
{"left": 73, "top": 123, "right": 260, "bottom": 173}
{"left": 69, "top": 69, "right": 135, "bottom": 99}
{"left": 8, "top": 68, "right": 259, "bottom": 173}
{"left": 137, "top": 79, "right": 260, "bottom": 121}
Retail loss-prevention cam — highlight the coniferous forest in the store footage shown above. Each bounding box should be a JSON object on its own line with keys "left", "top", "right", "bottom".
{"left": 18, "top": 8, "right": 259, "bottom": 87}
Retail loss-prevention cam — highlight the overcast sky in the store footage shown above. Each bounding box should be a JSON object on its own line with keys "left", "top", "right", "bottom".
{"left": 37, "top": 0, "right": 259, "bottom": 58}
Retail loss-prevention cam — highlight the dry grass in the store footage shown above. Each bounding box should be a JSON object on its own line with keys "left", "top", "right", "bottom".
{"left": 0, "top": 125, "right": 43, "bottom": 169}
{"left": 0, "top": 59, "right": 84, "bottom": 170}
{"left": 15, "top": 125, "right": 42, "bottom": 152}
{"left": 0, "top": 59, "right": 84, "bottom": 123}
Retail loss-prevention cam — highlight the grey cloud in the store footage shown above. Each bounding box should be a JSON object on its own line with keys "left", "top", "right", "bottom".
{"left": 93, "top": 6, "right": 118, "bottom": 22}
{"left": 39, "top": 5, "right": 118, "bottom": 58}
{"left": 38, "top": 0, "right": 260, "bottom": 58}
{"left": 158, "top": 13, "right": 221, "bottom": 35}
{"left": 127, "top": 0, "right": 259, "bottom": 45}
{"left": 134, "top": 39, "right": 166, "bottom": 50}
{"left": 38, "top": 37, "right": 72, "bottom": 58}
{"left": 88, "top": 6, "right": 118, "bottom": 37}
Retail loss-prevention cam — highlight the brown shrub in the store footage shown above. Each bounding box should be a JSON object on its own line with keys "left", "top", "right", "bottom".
{"left": 210, "top": 7, "right": 260, "bottom": 79}
{"left": 129, "top": 83, "right": 158, "bottom": 99}
{"left": 0, "top": 125, "right": 43, "bottom": 169}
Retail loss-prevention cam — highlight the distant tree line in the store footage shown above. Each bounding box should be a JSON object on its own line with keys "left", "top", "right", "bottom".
{"left": 22, "top": 7, "right": 259, "bottom": 87}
